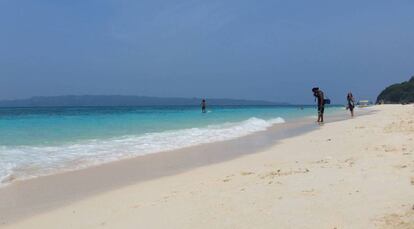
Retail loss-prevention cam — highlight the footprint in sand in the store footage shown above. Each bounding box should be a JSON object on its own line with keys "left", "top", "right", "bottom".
{"left": 377, "top": 210, "right": 414, "bottom": 228}
{"left": 313, "top": 159, "right": 329, "bottom": 165}
{"left": 240, "top": 171, "right": 255, "bottom": 176}
{"left": 382, "top": 145, "right": 398, "bottom": 153}
{"left": 344, "top": 158, "right": 355, "bottom": 167}
{"left": 410, "top": 177, "right": 414, "bottom": 185}
{"left": 222, "top": 174, "right": 235, "bottom": 182}
{"left": 260, "top": 168, "right": 310, "bottom": 179}
{"left": 395, "top": 165, "right": 408, "bottom": 169}
{"left": 260, "top": 171, "right": 280, "bottom": 179}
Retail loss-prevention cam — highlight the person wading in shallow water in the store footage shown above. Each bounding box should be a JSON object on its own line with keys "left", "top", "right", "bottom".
{"left": 347, "top": 92, "right": 355, "bottom": 117}
{"left": 201, "top": 99, "right": 206, "bottom": 113}
{"left": 312, "top": 87, "right": 325, "bottom": 123}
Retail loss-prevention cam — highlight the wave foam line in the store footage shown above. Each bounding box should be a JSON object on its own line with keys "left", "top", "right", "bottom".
{"left": 0, "top": 117, "right": 285, "bottom": 186}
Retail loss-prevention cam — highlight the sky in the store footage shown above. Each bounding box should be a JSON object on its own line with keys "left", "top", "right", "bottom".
{"left": 0, "top": 0, "right": 413, "bottom": 104}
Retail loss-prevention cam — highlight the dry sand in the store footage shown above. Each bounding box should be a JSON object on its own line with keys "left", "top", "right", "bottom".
{"left": 2, "top": 105, "right": 414, "bottom": 229}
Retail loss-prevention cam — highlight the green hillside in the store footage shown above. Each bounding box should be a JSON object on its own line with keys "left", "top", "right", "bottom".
{"left": 377, "top": 76, "right": 414, "bottom": 104}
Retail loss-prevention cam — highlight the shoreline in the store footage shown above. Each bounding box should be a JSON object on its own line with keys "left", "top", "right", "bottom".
{"left": 0, "top": 109, "right": 354, "bottom": 224}
{"left": 0, "top": 107, "right": 350, "bottom": 190}
{"left": 0, "top": 107, "right": 327, "bottom": 189}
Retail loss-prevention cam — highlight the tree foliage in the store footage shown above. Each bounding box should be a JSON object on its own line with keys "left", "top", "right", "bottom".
{"left": 377, "top": 76, "right": 414, "bottom": 104}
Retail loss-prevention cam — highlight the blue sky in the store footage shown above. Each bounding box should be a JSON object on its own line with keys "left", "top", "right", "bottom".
{"left": 0, "top": 0, "right": 413, "bottom": 104}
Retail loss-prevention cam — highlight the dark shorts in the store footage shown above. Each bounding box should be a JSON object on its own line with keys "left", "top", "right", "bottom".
{"left": 318, "top": 106, "right": 325, "bottom": 115}
{"left": 348, "top": 103, "right": 354, "bottom": 111}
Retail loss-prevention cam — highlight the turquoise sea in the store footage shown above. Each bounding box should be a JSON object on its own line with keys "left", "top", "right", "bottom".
{"left": 0, "top": 105, "right": 341, "bottom": 186}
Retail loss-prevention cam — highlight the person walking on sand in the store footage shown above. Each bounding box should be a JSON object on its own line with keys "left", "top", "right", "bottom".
{"left": 347, "top": 92, "right": 355, "bottom": 117}
{"left": 201, "top": 99, "right": 207, "bottom": 113}
{"left": 312, "top": 87, "right": 325, "bottom": 123}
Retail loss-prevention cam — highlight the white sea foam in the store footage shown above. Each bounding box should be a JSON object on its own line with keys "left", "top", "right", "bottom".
{"left": 0, "top": 117, "right": 285, "bottom": 187}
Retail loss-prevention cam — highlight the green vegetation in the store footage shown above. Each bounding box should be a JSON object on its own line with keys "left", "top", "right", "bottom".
{"left": 377, "top": 76, "right": 414, "bottom": 104}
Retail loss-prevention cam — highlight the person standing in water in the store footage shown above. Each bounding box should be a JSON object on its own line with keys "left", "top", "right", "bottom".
{"left": 312, "top": 87, "right": 325, "bottom": 123}
{"left": 201, "top": 99, "right": 206, "bottom": 113}
{"left": 347, "top": 92, "right": 355, "bottom": 117}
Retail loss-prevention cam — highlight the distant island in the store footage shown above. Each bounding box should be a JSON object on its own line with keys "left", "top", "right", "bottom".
{"left": 0, "top": 95, "right": 288, "bottom": 107}
{"left": 377, "top": 76, "right": 414, "bottom": 104}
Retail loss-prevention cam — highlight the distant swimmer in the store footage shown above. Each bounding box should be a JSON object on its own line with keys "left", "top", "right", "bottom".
{"left": 201, "top": 99, "right": 206, "bottom": 113}
{"left": 347, "top": 92, "right": 355, "bottom": 117}
{"left": 312, "top": 87, "right": 325, "bottom": 123}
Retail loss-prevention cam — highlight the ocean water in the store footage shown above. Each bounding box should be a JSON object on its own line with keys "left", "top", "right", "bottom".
{"left": 0, "top": 105, "right": 340, "bottom": 186}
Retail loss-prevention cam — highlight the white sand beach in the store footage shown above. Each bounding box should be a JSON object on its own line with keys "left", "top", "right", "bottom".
{"left": 2, "top": 105, "right": 414, "bottom": 229}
